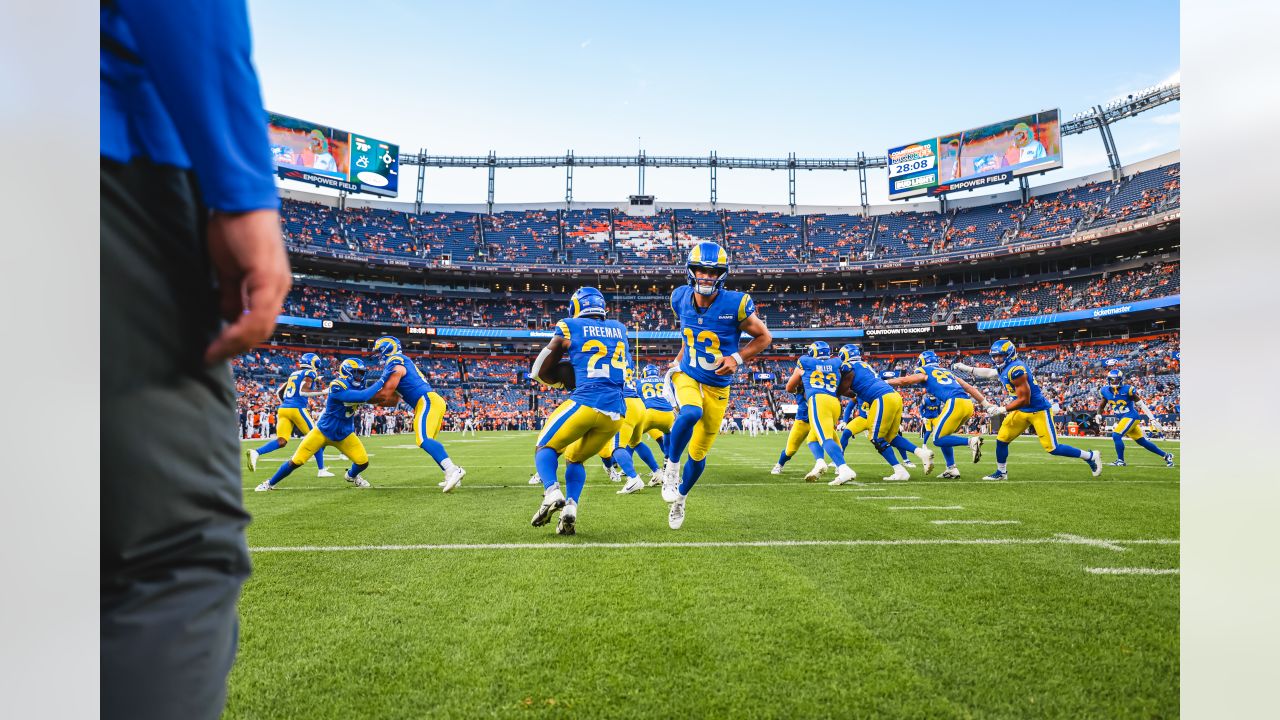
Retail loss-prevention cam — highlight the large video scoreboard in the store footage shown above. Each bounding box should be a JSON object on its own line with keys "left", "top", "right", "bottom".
{"left": 267, "top": 112, "right": 399, "bottom": 197}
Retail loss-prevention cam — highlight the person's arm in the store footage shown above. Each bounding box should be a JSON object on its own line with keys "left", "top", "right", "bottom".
{"left": 371, "top": 365, "right": 406, "bottom": 404}
{"left": 532, "top": 336, "right": 570, "bottom": 386}
{"left": 299, "top": 376, "right": 326, "bottom": 398}
{"left": 836, "top": 370, "right": 857, "bottom": 400}
{"left": 888, "top": 372, "right": 926, "bottom": 388}
{"left": 785, "top": 367, "right": 803, "bottom": 394}
{"left": 955, "top": 376, "right": 988, "bottom": 406}
{"left": 952, "top": 361, "right": 999, "bottom": 381}
{"left": 716, "top": 313, "right": 772, "bottom": 376}
{"left": 1000, "top": 373, "right": 1031, "bottom": 413}
{"left": 1095, "top": 391, "right": 1108, "bottom": 428}
{"left": 330, "top": 378, "right": 388, "bottom": 405}
{"left": 1132, "top": 389, "right": 1163, "bottom": 430}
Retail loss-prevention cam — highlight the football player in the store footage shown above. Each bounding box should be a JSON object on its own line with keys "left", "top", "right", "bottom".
{"left": 836, "top": 344, "right": 935, "bottom": 481}
{"left": 255, "top": 358, "right": 390, "bottom": 491}
{"left": 370, "top": 336, "right": 467, "bottom": 493}
{"left": 920, "top": 393, "right": 943, "bottom": 445}
{"left": 581, "top": 360, "right": 648, "bottom": 495}
{"left": 954, "top": 339, "right": 1103, "bottom": 480}
{"left": 1096, "top": 369, "right": 1175, "bottom": 467}
{"left": 529, "top": 287, "right": 632, "bottom": 535}
{"left": 660, "top": 242, "right": 773, "bottom": 530}
{"left": 772, "top": 389, "right": 826, "bottom": 479}
{"left": 638, "top": 364, "right": 675, "bottom": 486}
{"left": 879, "top": 370, "right": 916, "bottom": 469}
{"left": 888, "top": 350, "right": 988, "bottom": 479}
{"left": 245, "top": 352, "right": 333, "bottom": 477}
{"left": 786, "top": 341, "right": 858, "bottom": 486}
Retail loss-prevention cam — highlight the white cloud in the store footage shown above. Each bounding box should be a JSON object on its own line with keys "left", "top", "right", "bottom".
{"left": 1150, "top": 111, "right": 1180, "bottom": 126}
{"left": 580, "top": 39, "right": 592, "bottom": 49}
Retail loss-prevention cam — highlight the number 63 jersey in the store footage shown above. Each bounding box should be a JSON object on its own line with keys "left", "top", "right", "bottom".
{"left": 670, "top": 284, "right": 755, "bottom": 388}
{"left": 554, "top": 316, "right": 631, "bottom": 417}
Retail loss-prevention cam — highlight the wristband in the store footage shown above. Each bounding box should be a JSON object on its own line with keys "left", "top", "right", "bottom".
{"left": 731, "top": 352, "right": 744, "bottom": 366}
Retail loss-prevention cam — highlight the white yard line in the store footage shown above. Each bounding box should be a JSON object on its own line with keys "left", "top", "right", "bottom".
{"left": 249, "top": 536, "right": 1179, "bottom": 553}
{"left": 1085, "top": 567, "right": 1179, "bottom": 575}
{"left": 888, "top": 506, "right": 964, "bottom": 511}
{"left": 1054, "top": 533, "right": 1128, "bottom": 552}
{"left": 855, "top": 496, "right": 921, "bottom": 501}
{"left": 244, "top": 479, "right": 1178, "bottom": 490}
{"left": 931, "top": 520, "right": 1021, "bottom": 525}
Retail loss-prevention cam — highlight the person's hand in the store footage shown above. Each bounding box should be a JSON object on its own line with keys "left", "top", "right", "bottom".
{"left": 714, "top": 354, "right": 740, "bottom": 376}
{"left": 204, "top": 209, "right": 291, "bottom": 365}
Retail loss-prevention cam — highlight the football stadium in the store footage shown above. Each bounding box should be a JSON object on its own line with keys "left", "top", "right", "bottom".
{"left": 96, "top": 2, "right": 1192, "bottom": 719}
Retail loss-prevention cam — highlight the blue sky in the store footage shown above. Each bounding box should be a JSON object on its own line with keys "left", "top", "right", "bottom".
{"left": 247, "top": 0, "right": 1179, "bottom": 206}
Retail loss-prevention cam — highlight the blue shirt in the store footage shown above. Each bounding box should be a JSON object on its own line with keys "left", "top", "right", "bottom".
{"left": 794, "top": 392, "right": 811, "bottom": 423}
{"left": 922, "top": 394, "right": 943, "bottom": 420}
{"left": 795, "top": 355, "right": 845, "bottom": 400}
{"left": 279, "top": 368, "right": 320, "bottom": 410}
{"left": 553, "top": 317, "right": 630, "bottom": 416}
{"left": 639, "top": 373, "right": 672, "bottom": 412}
{"left": 317, "top": 376, "right": 386, "bottom": 441}
{"left": 1099, "top": 384, "right": 1141, "bottom": 419}
{"left": 101, "top": 0, "right": 278, "bottom": 212}
{"left": 844, "top": 361, "right": 894, "bottom": 403}
{"left": 384, "top": 353, "right": 433, "bottom": 405}
{"left": 670, "top": 285, "right": 756, "bottom": 388}
{"left": 1000, "top": 360, "right": 1051, "bottom": 413}
{"left": 917, "top": 363, "right": 969, "bottom": 402}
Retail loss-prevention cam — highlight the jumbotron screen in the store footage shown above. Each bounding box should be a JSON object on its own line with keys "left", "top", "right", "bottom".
{"left": 887, "top": 109, "right": 1062, "bottom": 200}
{"left": 267, "top": 112, "right": 399, "bottom": 197}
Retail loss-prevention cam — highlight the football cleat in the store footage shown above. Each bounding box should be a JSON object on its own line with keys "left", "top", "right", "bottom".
{"left": 982, "top": 469, "right": 1008, "bottom": 481}
{"left": 254, "top": 481, "right": 273, "bottom": 492}
{"left": 556, "top": 502, "right": 577, "bottom": 535}
{"left": 316, "top": 468, "right": 335, "bottom": 478}
{"left": 608, "top": 466, "right": 623, "bottom": 483}
{"left": 532, "top": 487, "right": 566, "bottom": 527}
{"left": 828, "top": 466, "right": 858, "bottom": 486}
{"left": 1109, "top": 459, "right": 1127, "bottom": 467}
{"left": 647, "top": 470, "right": 664, "bottom": 487}
{"left": 803, "top": 460, "right": 829, "bottom": 483}
{"left": 770, "top": 463, "right": 784, "bottom": 475}
{"left": 938, "top": 468, "right": 961, "bottom": 479}
{"left": 914, "top": 447, "right": 935, "bottom": 474}
{"left": 1164, "top": 453, "right": 1175, "bottom": 468}
{"left": 883, "top": 467, "right": 912, "bottom": 482}
{"left": 668, "top": 497, "right": 686, "bottom": 530}
{"left": 528, "top": 473, "right": 542, "bottom": 485}
{"left": 969, "top": 436, "right": 984, "bottom": 463}
{"left": 1086, "top": 450, "right": 1103, "bottom": 477}
{"left": 902, "top": 459, "right": 916, "bottom": 469}
{"left": 618, "top": 476, "right": 644, "bottom": 495}
{"left": 442, "top": 466, "right": 466, "bottom": 493}
{"left": 246, "top": 449, "right": 259, "bottom": 472}
{"left": 345, "top": 473, "right": 371, "bottom": 489}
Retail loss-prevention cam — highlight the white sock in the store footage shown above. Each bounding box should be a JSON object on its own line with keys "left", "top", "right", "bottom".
{"left": 837, "top": 464, "right": 852, "bottom": 474}
{"left": 997, "top": 462, "right": 1008, "bottom": 472}
{"left": 893, "top": 464, "right": 906, "bottom": 474}
{"left": 441, "top": 458, "right": 457, "bottom": 473}
{"left": 947, "top": 465, "right": 958, "bottom": 471}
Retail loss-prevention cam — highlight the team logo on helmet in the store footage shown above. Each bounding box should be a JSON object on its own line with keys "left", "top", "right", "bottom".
{"left": 838, "top": 343, "right": 862, "bottom": 363}
{"left": 807, "top": 340, "right": 831, "bottom": 358}
{"left": 337, "top": 357, "right": 368, "bottom": 385}
{"left": 686, "top": 242, "right": 730, "bottom": 296}
{"left": 989, "top": 339, "right": 1017, "bottom": 368}
{"left": 1107, "top": 368, "right": 1124, "bottom": 386}
{"left": 373, "top": 336, "right": 401, "bottom": 358}
{"left": 570, "top": 287, "right": 607, "bottom": 318}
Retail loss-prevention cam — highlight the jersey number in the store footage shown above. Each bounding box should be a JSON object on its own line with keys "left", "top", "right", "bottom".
{"left": 641, "top": 382, "right": 660, "bottom": 400}
{"left": 930, "top": 368, "right": 955, "bottom": 385}
{"left": 283, "top": 378, "right": 298, "bottom": 399}
{"left": 583, "top": 340, "right": 627, "bottom": 380}
{"left": 808, "top": 370, "right": 838, "bottom": 392}
{"left": 682, "top": 328, "right": 723, "bottom": 371}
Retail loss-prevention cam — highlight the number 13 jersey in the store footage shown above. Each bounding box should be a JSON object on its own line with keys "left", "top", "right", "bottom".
{"left": 670, "top": 284, "right": 755, "bottom": 388}
{"left": 553, "top": 316, "right": 631, "bottom": 416}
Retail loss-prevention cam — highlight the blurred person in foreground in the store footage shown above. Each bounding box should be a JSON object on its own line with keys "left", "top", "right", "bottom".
{"left": 101, "top": 1, "right": 290, "bottom": 718}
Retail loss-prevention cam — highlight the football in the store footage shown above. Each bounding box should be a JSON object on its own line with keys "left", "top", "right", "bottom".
{"left": 539, "top": 360, "right": 576, "bottom": 390}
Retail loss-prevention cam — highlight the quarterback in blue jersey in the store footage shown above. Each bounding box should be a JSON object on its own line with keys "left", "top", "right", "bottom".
{"left": 255, "top": 358, "right": 390, "bottom": 491}
{"left": 771, "top": 390, "right": 826, "bottom": 478}
{"left": 529, "top": 287, "right": 632, "bottom": 535}
{"left": 955, "top": 339, "right": 1102, "bottom": 480}
{"left": 370, "top": 336, "right": 467, "bottom": 492}
{"left": 786, "top": 342, "right": 858, "bottom": 485}
{"left": 836, "top": 344, "right": 935, "bottom": 481}
{"left": 246, "top": 352, "right": 332, "bottom": 477}
{"left": 638, "top": 364, "right": 675, "bottom": 486}
{"left": 889, "top": 350, "right": 990, "bottom": 479}
{"left": 660, "top": 242, "right": 773, "bottom": 529}
{"left": 1095, "top": 369, "right": 1175, "bottom": 467}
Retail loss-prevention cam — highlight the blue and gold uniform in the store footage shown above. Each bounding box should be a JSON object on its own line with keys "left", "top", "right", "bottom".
{"left": 844, "top": 360, "right": 903, "bottom": 448}
{"left": 921, "top": 394, "right": 943, "bottom": 440}
{"left": 248, "top": 353, "right": 329, "bottom": 473}
{"left": 1100, "top": 383, "right": 1145, "bottom": 439}
{"left": 796, "top": 353, "right": 846, "bottom": 447}
{"left": 784, "top": 391, "right": 820, "bottom": 457}
{"left": 639, "top": 367, "right": 675, "bottom": 441}
{"left": 919, "top": 362, "right": 975, "bottom": 441}
{"left": 373, "top": 338, "right": 449, "bottom": 449}
{"left": 537, "top": 316, "right": 629, "bottom": 462}
{"left": 601, "top": 365, "right": 648, "bottom": 456}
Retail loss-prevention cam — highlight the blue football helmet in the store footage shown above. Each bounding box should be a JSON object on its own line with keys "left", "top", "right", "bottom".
{"left": 880, "top": 370, "right": 897, "bottom": 380}
{"left": 838, "top": 343, "right": 861, "bottom": 363}
{"left": 373, "top": 336, "right": 401, "bottom": 358}
{"left": 642, "top": 363, "right": 661, "bottom": 380}
{"left": 337, "top": 357, "right": 368, "bottom": 385}
{"left": 807, "top": 341, "right": 831, "bottom": 358}
{"left": 918, "top": 350, "right": 941, "bottom": 368}
{"left": 686, "top": 241, "right": 730, "bottom": 296}
{"left": 299, "top": 352, "right": 322, "bottom": 371}
{"left": 989, "top": 339, "right": 1017, "bottom": 368}
{"left": 1107, "top": 368, "right": 1124, "bottom": 386}
{"left": 570, "top": 286, "right": 607, "bottom": 318}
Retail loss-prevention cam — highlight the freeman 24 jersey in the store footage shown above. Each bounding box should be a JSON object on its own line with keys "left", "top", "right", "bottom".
{"left": 383, "top": 352, "right": 432, "bottom": 404}
{"left": 279, "top": 368, "right": 319, "bottom": 410}
{"left": 670, "top": 284, "right": 755, "bottom": 388}
{"left": 796, "top": 355, "right": 846, "bottom": 400}
{"left": 917, "top": 362, "right": 969, "bottom": 402}
{"left": 553, "top": 316, "right": 630, "bottom": 416}
{"left": 999, "top": 360, "right": 1050, "bottom": 412}
{"left": 1099, "top": 384, "right": 1142, "bottom": 419}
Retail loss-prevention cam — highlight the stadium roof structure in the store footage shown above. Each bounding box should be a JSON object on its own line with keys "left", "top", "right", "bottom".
{"left": 393, "top": 84, "right": 1179, "bottom": 213}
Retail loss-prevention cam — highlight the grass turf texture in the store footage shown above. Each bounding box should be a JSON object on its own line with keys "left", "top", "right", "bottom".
{"left": 228, "top": 432, "right": 1179, "bottom": 719}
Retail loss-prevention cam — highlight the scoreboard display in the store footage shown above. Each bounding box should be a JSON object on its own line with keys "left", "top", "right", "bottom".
{"left": 267, "top": 112, "right": 399, "bottom": 197}
{"left": 888, "top": 109, "right": 1062, "bottom": 200}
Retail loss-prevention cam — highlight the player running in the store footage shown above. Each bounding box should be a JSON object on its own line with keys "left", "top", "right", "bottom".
{"left": 638, "top": 364, "right": 675, "bottom": 487}
{"left": 1096, "top": 368, "right": 1175, "bottom": 467}
{"left": 659, "top": 242, "right": 773, "bottom": 530}
{"left": 255, "top": 358, "right": 390, "bottom": 491}
{"left": 245, "top": 352, "right": 333, "bottom": 477}
{"left": 772, "top": 389, "right": 826, "bottom": 479}
{"left": 919, "top": 393, "right": 943, "bottom": 445}
{"left": 836, "top": 344, "right": 934, "bottom": 481}
{"left": 954, "top": 339, "right": 1103, "bottom": 480}
{"left": 370, "top": 336, "right": 467, "bottom": 493}
{"left": 529, "top": 287, "right": 632, "bottom": 535}
{"left": 785, "top": 341, "right": 858, "bottom": 486}
{"left": 587, "top": 361, "right": 648, "bottom": 495}
{"left": 888, "top": 350, "right": 988, "bottom": 479}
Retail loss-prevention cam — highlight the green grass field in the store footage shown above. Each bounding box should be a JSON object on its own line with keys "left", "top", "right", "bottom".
{"left": 226, "top": 431, "right": 1179, "bottom": 719}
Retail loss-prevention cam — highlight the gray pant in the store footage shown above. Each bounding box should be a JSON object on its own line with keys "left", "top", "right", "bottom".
{"left": 101, "top": 158, "right": 251, "bottom": 720}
